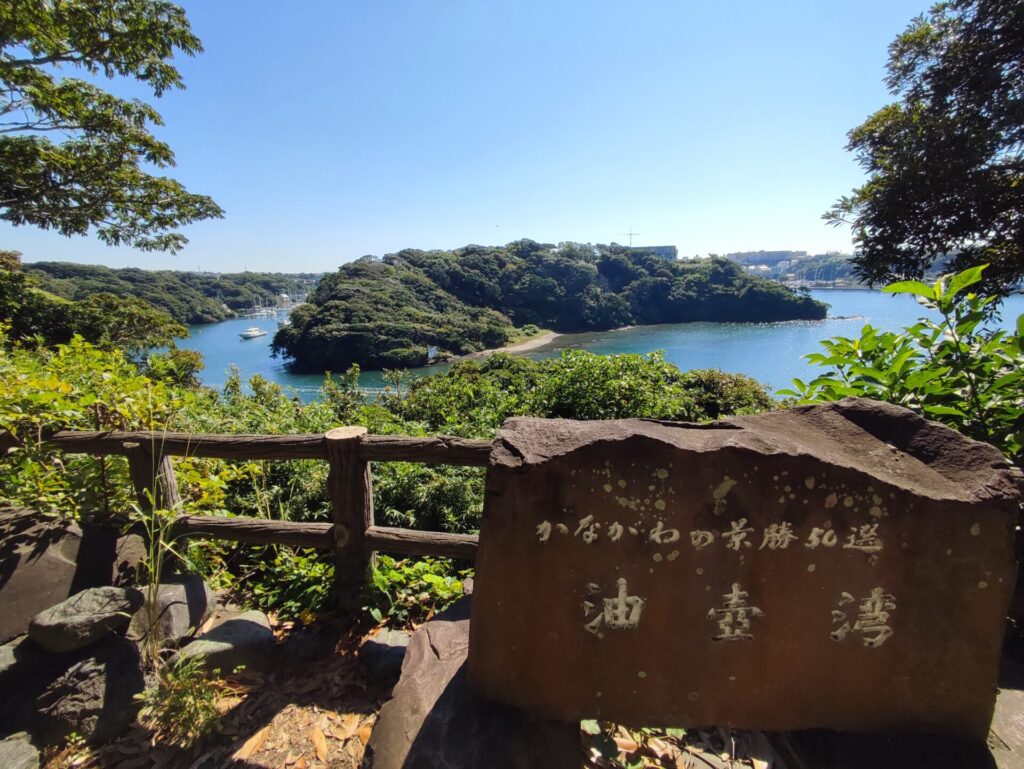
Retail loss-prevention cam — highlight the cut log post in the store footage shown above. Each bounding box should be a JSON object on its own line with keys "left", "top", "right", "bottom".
{"left": 325, "top": 426, "right": 374, "bottom": 612}
{"left": 123, "top": 440, "right": 181, "bottom": 512}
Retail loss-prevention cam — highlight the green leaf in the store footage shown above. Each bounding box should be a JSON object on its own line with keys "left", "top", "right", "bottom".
{"left": 922, "top": 404, "right": 967, "bottom": 418}
{"left": 580, "top": 719, "right": 602, "bottom": 735}
{"left": 882, "top": 280, "right": 934, "bottom": 300}
{"left": 944, "top": 265, "right": 987, "bottom": 301}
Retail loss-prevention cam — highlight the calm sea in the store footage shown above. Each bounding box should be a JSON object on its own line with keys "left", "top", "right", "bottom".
{"left": 180, "top": 289, "right": 1024, "bottom": 401}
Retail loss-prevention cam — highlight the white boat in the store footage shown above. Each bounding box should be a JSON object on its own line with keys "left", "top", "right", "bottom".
{"left": 239, "top": 327, "right": 267, "bottom": 340}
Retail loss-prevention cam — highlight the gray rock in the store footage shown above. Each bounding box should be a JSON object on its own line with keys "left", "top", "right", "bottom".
{"left": 364, "top": 598, "right": 579, "bottom": 769}
{"left": 129, "top": 575, "right": 215, "bottom": 645}
{"left": 281, "top": 627, "right": 337, "bottom": 663}
{"left": 0, "top": 733, "right": 39, "bottom": 769}
{"left": 0, "top": 637, "right": 57, "bottom": 728}
{"left": 0, "top": 508, "right": 122, "bottom": 644}
{"left": 111, "top": 532, "right": 147, "bottom": 587}
{"left": 28, "top": 586, "right": 143, "bottom": 653}
{"left": 175, "top": 610, "right": 275, "bottom": 673}
{"left": 27, "top": 635, "right": 144, "bottom": 745}
{"left": 359, "top": 629, "right": 410, "bottom": 680}
{"left": 0, "top": 637, "right": 19, "bottom": 677}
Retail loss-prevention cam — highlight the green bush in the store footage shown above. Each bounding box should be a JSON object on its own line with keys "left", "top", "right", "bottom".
{"left": 365, "top": 555, "right": 469, "bottom": 627}
{"left": 781, "top": 265, "right": 1023, "bottom": 463}
{"left": 136, "top": 655, "right": 225, "bottom": 748}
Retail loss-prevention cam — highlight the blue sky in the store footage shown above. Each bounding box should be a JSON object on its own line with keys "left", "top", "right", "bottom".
{"left": 3, "top": 1, "right": 928, "bottom": 272}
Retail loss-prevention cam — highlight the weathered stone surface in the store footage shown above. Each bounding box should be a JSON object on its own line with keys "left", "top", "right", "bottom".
{"left": 281, "top": 626, "right": 337, "bottom": 664}
{"left": 366, "top": 599, "right": 580, "bottom": 769}
{"left": 0, "top": 733, "right": 39, "bottom": 769}
{"left": 128, "top": 575, "right": 215, "bottom": 645}
{"left": 29, "top": 586, "right": 143, "bottom": 653}
{"left": 0, "top": 508, "right": 121, "bottom": 644}
{"left": 175, "top": 609, "right": 275, "bottom": 672}
{"left": 359, "top": 628, "right": 410, "bottom": 680}
{"left": 111, "top": 532, "right": 147, "bottom": 587}
{"left": 468, "top": 399, "right": 1024, "bottom": 741}
{"left": 27, "top": 635, "right": 144, "bottom": 744}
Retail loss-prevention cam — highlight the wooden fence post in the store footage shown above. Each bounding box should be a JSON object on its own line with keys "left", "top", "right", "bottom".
{"left": 325, "top": 426, "right": 374, "bottom": 612}
{"left": 123, "top": 441, "right": 182, "bottom": 512}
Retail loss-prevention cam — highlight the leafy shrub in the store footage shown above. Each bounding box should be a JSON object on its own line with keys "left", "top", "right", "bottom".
{"left": 250, "top": 546, "right": 335, "bottom": 622}
{"left": 366, "top": 555, "right": 469, "bottom": 627}
{"left": 136, "top": 655, "right": 225, "bottom": 748}
{"left": 780, "top": 266, "right": 1023, "bottom": 463}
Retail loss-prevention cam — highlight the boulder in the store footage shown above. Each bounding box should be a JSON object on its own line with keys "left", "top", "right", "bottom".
{"left": 365, "top": 598, "right": 579, "bottom": 769}
{"left": 0, "top": 733, "right": 39, "bottom": 769}
{"left": 359, "top": 628, "right": 410, "bottom": 680}
{"left": 281, "top": 626, "right": 338, "bottom": 664}
{"left": 174, "top": 609, "right": 275, "bottom": 673}
{"left": 0, "top": 635, "right": 49, "bottom": 686}
{"left": 27, "top": 634, "right": 144, "bottom": 741}
{"left": 28, "top": 586, "right": 143, "bottom": 653}
{"left": 0, "top": 508, "right": 123, "bottom": 644}
{"left": 110, "top": 532, "right": 147, "bottom": 587}
{"left": 129, "top": 575, "right": 215, "bottom": 645}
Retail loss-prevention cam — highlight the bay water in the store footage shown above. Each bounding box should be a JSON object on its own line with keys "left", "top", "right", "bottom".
{"left": 180, "top": 289, "right": 1024, "bottom": 401}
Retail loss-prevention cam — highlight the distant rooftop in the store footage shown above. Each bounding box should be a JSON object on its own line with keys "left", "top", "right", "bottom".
{"left": 628, "top": 245, "right": 678, "bottom": 260}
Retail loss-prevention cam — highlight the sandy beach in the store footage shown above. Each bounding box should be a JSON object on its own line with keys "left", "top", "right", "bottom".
{"left": 459, "top": 330, "right": 562, "bottom": 360}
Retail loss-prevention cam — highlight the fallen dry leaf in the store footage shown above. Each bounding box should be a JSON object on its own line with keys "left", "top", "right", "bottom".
{"left": 333, "top": 713, "right": 361, "bottom": 741}
{"left": 215, "top": 696, "right": 242, "bottom": 715}
{"left": 311, "top": 726, "right": 329, "bottom": 762}
{"left": 356, "top": 725, "right": 372, "bottom": 745}
{"left": 232, "top": 725, "right": 271, "bottom": 761}
{"left": 614, "top": 736, "right": 639, "bottom": 753}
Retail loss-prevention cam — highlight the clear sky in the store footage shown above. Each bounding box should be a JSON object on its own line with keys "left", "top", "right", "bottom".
{"left": 2, "top": 0, "right": 929, "bottom": 272}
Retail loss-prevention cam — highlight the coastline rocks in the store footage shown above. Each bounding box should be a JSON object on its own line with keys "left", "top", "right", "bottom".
{"left": 129, "top": 575, "right": 215, "bottom": 646}
{"left": 365, "top": 598, "right": 579, "bottom": 769}
{"left": 174, "top": 610, "right": 275, "bottom": 673}
{"left": 28, "top": 587, "right": 143, "bottom": 653}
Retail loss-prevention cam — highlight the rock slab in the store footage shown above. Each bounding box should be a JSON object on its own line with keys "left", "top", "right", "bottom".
{"left": 359, "top": 628, "right": 410, "bottom": 680}
{"left": 365, "top": 598, "right": 579, "bottom": 769}
{"left": 468, "top": 399, "right": 1024, "bottom": 741}
{"left": 175, "top": 609, "right": 275, "bottom": 672}
{"left": 29, "top": 586, "right": 143, "bottom": 653}
{"left": 129, "top": 575, "right": 215, "bottom": 645}
{"left": 0, "top": 508, "right": 124, "bottom": 644}
{"left": 0, "top": 733, "right": 39, "bottom": 769}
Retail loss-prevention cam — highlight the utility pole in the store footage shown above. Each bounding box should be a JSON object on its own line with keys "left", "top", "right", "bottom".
{"left": 623, "top": 228, "right": 641, "bottom": 247}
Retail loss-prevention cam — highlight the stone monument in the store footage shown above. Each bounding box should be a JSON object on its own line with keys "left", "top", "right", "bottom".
{"left": 468, "top": 399, "right": 1023, "bottom": 741}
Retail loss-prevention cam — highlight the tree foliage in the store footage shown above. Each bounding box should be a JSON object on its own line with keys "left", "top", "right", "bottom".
{"left": 781, "top": 265, "right": 1023, "bottom": 463}
{"left": 828, "top": 0, "right": 1024, "bottom": 293}
{"left": 25, "top": 260, "right": 318, "bottom": 323}
{"left": 0, "top": 250, "right": 186, "bottom": 350}
{"left": 274, "top": 241, "right": 827, "bottom": 371}
{"left": 0, "top": 0, "right": 222, "bottom": 251}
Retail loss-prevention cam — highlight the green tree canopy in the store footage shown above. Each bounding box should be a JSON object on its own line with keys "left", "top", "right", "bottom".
{"left": 0, "top": 0, "right": 222, "bottom": 251}
{"left": 828, "top": 0, "right": 1024, "bottom": 294}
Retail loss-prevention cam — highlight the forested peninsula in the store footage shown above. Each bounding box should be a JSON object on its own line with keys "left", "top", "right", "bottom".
{"left": 24, "top": 262, "right": 318, "bottom": 324}
{"left": 273, "top": 240, "right": 828, "bottom": 371}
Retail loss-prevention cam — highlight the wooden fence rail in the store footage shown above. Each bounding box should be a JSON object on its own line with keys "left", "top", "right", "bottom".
{"left": 1, "top": 427, "right": 490, "bottom": 611}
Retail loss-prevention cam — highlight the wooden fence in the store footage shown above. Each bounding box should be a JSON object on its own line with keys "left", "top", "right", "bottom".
{"left": 0, "top": 428, "right": 491, "bottom": 610}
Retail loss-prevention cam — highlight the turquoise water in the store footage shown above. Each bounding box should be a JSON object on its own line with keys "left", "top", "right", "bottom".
{"left": 181, "top": 290, "right": 1024, "bottom": 400}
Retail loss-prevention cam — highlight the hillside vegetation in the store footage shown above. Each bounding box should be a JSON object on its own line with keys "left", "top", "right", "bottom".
{"left": 273, "top": 240, "right": 828, "bottom": 371}
{"left": 25, "top": 262, "right": 319, "bottom": 324}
